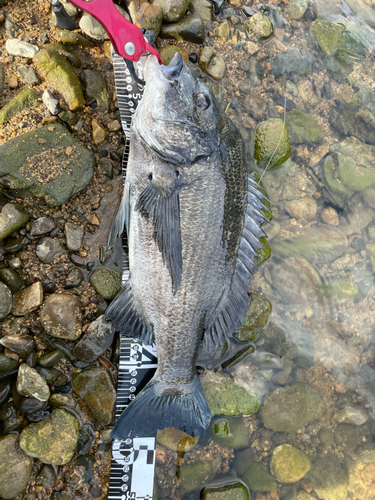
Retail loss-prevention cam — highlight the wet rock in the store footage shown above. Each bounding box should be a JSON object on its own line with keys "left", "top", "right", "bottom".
{"left": 242, "top": 462, "right": 277, "bottom": 491}
{"left": 330, "top": 103, "right": 375, "bottom": 146}
{"left": 286, "top": 0, "right": 308, "bottom": 20}
{"left": 321, "top": 207, "right": 340, "bottom": 226}
{"left": 4, "top": 235, "right": 28, "bottom": 253}
{"left": 202, "top": 481, "right": 250, "bottom": 499}
{"left": 254, "top": 118, "right": 292, "bottom": 169}
{"left": 17, "top": 396, "right": 45, "bottom": 415}
{"left": 17, "top": 363, "right": 50, "bottom": 401}
{"left": 72, "top": 315, "right": 114, "bottom": 362}
{"left": 89, "top": 267, "right": 122, "bottom": 300}
{"left": 311, "top": 19, "right": 345, "bottom": 57}
{"left": 272, "top": 224, "right": 348, "bottom": 265}
{"left": 35, "top": 366, "right": 67, "bottom": 386}
{"left": 157, "top": 427, "right": 198, "bottom": 452}
{"left": 324, "top": 279, "right": 359, "bottom": 303}
{"left": 6, "top": 38, "right": 39, "bottom": 58}
{"left": 0, "top": 88, "right": 38, "bottom": 125}
{"left": 20, "top": 408, "right": 79, "bottom": 465}
{"left": 152, "top": 0, "right": 190, "bottom": 23}
{"left": 0, "top": 62, "right": 4, "bottom": 94}
{"left": 261, "top": 383, "right": 323, "bottom": 434}
{"left": 0, "top": 354, "right": 18, "bottom": 375}
{"left": 128, "top": 1, "right": 163, "bottom": 37}
{"left": 92, "top": 119, "right": 106, "bottom": 145}
{"left": 308, "top": 454, "right": 348, "bottom": 500}
{"left": 12, "top": 282, "right": 43, "bottom": 316}
{"left": 212, "top": 416, "right": 250, "bottom": 449}
{"left": 38, "top": 349, "right": 63, "bottom": 368}
{"left": 34, "top": 49, "right": 84, "bottom": 111}
{"left": 42, "top": 89, "right": 59, "bottom": 115}
{"left": 200, "top": 370, "right": 260, "bottom": 416}
{"left": 36, "top": 237, "right": 65, "bottom": 264}
{"left": 232, "top": 448, "right": 255, "bottom": 475}
{"left": 40, "top": 293, "right": 82, "bottom": 340}
{"left": 270, "top": 444, "right": 311, "bottom": 483}
{"left": 268, "top": 256, "right": 322, "bottom": 306}
{"left": 64, "top": 222, "right": 84, "bottom": 251}
{"left": 65, "top": 267, "right": 83, "bottom": 288}
{"left": 30, "top": 217, "right": 56, "bottom": 236}
{"left": 0, "top": 282, "right": 12, "bottom": 319}
{"left": 0, "top": 267, "right": 24, "bottom": 293}
{"left": 43, "top": 43, "right": 81, "bottom": 69}
{"left": 345, "top": 0, "right": 375, "bottom": 27}
{"left": 160, "top": 46, "right": 189, "bottom": 65}
{"left": 0, "top": 124, "right": 95, "bottom": 206}
{"left": 17, "top": 64, "right": 39, "bottom": 84}
{"left": 72, "top": 367, "right": 116, "bottom": 424}
{"left": 272, "top": 48, "right": 312, "bottom": 78}
{"left": 0, "top": 334, "right": 34, "bottom": 357}
{"left": 245, "top": 12, "right": 273, "bottom": 41}
{"left": 234, "top": 293, "right": 271, "bottom": 342}
{"left": 36, "top": 464, "right": 57, "bottom": 488}
{"left": 77, "top": 424, "right": 96, "bottom": 454}
{"left": 81, "top": 69, "right": 110, "bottom": 113}
{"left": 189, "top": 0, "right": 213, "bottom": 21}
{"left": 285, "top": 109, "right": 323, "bottom": 144}
{"left": 79, "top": 12, "right": 109, "bottom": 40}
{"left": 160, "top": 15, "right": 205, "bottom": 44}
{"left": 201, "top": 51, "right": 227, "bottom": 81}
{"left": 284, "top": 198, "right": 317, "bottom": 220}
{"left": 335, "top": 405, "right": 368, "bottom": 426}
{"left": 57, "top": 29, "right": 94, "bottom": 47}
{"left": 0, "top": 434, "right": 32, "bottom": 500}
{"left": 215, "top": 21, "right": 229, "bottom": 41}
{"left": 179, "top": 456, "right": 221, "bottom": 496}
{"left": 49, "top": 393, "right": 76, "bottom": 409}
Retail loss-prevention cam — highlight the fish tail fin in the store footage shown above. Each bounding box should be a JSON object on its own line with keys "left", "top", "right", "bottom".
{"left": 111, "top": 375, "right": 211, "bottom": 440}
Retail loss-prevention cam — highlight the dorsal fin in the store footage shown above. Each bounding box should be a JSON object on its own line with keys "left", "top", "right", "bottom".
{"left": 203, "top": 174, "right": 270, "bottom": 352}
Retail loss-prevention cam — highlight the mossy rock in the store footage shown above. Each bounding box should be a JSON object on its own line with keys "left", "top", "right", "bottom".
{"left": 261, "top": 383, "right": 323, "bottom": 434}
{"left": 202, "top": 481, "right": 250, "bottom": 500}
{"left": 34, "top": 49, "right": 84, "bottom": 111}
{"left": 285, "top": 109, "right": 323, "bottom": 144}
{"left": 201, "top": 371, "right": 260, "bottom": 416}
{"left": 337, "top": 27, "right": 369, "bottom": 63}
{"left": 270, "top": 444, "right": 311, "bottom": 483}
{"left": 322, "top": 279, "right": 359, "bottom": 303}
{"left": 0, "top": 89, "right": 38, "bottom": 126}
{"left": 254, "top": 118, "right": 291, "bottom": 170}
{"left": 19, "top": 409, "right": 79, "bottom": 465}
{"left": 0, "top": 434, "right": 32, "bottom": 500}
{"left": 235, "top": 293, "right": 271, "bottom": 342}
{"left": 179, "top": 456, "right": 222, "bottom": 496}
{"left": 323, "top": 155, "right": 355, "bottom": 202}
{"left": 157, "top": 427, "right": 198, "bottom": 452}
{"left": 43, "top": 43, "right": 81, "bottom": 68}
{"left": 245, "top": 12, "right": 273, "bottom": 42}
{"left": 254, "top": 237, "right": 271, "bottom": 266}
{"left": 212, "top": 417, "right": 250, "bottom": 449}
{"left": 307, "top": 455, "right": 348, "bottom": 500}
{"left": 57, "top": 29, "right": 94, "bottom": 47}
{"left": 89, "top": 267, "right": 122, "bottom": 300}
{"left": 242, "top": 462, "right": 277, "bottom": 491}
{"left": 337, "top": 153, "right": 375, "bottom": 191}
{"left": 160, "top": 45, "right": 189, "bottom": 66}
{"left": 310, "top": 19, "right": 345, "bottom": 56}
{"left": 0, "top": 203, "right": 29, "bottom": 241}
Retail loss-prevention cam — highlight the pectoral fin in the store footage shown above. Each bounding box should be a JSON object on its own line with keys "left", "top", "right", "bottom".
{"left": 108, "top": 181, "right": 130, "bottom": 250}
{"left": 135, "top": 181, "right": 182, "bottom": 293}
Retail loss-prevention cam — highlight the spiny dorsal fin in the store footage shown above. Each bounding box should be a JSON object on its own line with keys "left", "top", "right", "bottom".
{"left": 135, "top": 180, "right": 182, "bottom": 294}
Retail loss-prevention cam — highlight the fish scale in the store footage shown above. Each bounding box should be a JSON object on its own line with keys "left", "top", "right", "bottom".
{"left": 109, "top": 50, "right": 158, "bottom": 500}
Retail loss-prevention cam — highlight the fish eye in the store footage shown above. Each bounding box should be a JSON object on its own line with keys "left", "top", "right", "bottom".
{"left": 195, "top": 93, "right": 210, "bottom": 110}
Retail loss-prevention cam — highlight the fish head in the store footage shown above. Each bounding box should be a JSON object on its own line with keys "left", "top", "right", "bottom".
{"left": 134, "top": 52, "right": 222, "bottom": 166}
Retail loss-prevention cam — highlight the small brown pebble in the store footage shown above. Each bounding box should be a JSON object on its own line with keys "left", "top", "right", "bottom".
{"left": 65, "top": 146, "right": 74, "bottom": 156}
{"left": 87, "top": 225, "right": 96, "bottom": 233}
{"left": 107, "top": 120, "right": 121, "bottom": 132}
{"left": 321, "top": 207, "right": 339, "bottom": 226}
{"left": 335, "top": 382, "right": 346, "bottom": 394}
{"left": 38, "top": 138, "right": 47, "bottom": 144}
{"left": 8, "top": 76, "right": 18, "bottom": 89}
{"left": 156, "top": 447, "right": 168, "bottom": 465}
{"left": 228, "top": 0, "right": 242, "bottom": 6}
{"left": 89, "top": 213, "right": 100, "bottom": 226}
{"left": 70, "top": 254, "right": 85, "bottom": 266}
{"left": 92, "top": 119, "right": 106, "bottom": 145}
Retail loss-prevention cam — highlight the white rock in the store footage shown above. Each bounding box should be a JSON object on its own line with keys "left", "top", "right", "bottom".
{"left": 6, "top": 39, "right": 39, "bottom": 58}
{"left": 42, "top": 89, "right": 59, "bottom": 116}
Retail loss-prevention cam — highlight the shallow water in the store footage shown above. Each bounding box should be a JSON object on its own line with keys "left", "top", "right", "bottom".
{"left": 153, "top": 2, "right": 375, "bottom": 499}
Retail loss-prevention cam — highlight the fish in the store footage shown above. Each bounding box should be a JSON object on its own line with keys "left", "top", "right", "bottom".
{"left": 106, "top": 52, "right": 269, "bottom": 439}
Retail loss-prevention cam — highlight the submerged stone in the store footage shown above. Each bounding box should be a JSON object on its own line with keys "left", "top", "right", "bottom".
{"left": 245, "top": 12, "right": 273, "bottom": 41}
{"left": 235, "top": 293, "right": 271, "bottom": 342}
{"left": 202, "top": 481, "right": 250, "bottom": 500}
{"left": 20, "top": 409, "right": 79, "bottom": 465}
{"left": 329, "top": 103, "right": 375, "bottom": 146}
{"left": 270, "top": 444, "right": 311, "bottom": 483}
{"left": 272, "top": 48, "right": 312, "bottom": 78}
{"left": 0, "top": 434, "right": 32, "bottom": 500}
{"left": 254, "top": 118, "right": 292, "bottom": 169}
{"left": 157, "top": 427, "right": 198, "bottom": 452}
{"left": 242, "top": 462, "right": 277, "bottom": 491}
{"left": 286, "top": 109, "right": 323, "bottom": 144}
{"left": 179, "top": 456, "right": 222, "bottom": 496}
{"left": 212, "top": 416, "right": 250, "bottom": 449}
{"left": 16, "top": 363, "right": 50, "bottom": 401}
{"left": 72, "top": 367, "right": 116, "bottom": 425}
{"left": 261, "top": 383, "right": 323, "bottom": 434}
{"left": 160, "top": 15, "right": 205, "bottom": 44}
{"left": 0, "top": 124, "right": 95, "bottom": 206}
{"left": 307, "top": 455, "right": 348, "bottom": 500}
{"left": 310, "top": 19, "right": 345, "bottom": 56}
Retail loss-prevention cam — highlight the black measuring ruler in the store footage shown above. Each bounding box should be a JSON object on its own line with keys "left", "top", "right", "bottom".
{"left": 108, "top": 50, "right": 158, "bottom": 500}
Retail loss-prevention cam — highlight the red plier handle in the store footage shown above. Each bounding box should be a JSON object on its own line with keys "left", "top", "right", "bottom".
{"left": 68, "top": 0, "right": 161, "bottom": 63}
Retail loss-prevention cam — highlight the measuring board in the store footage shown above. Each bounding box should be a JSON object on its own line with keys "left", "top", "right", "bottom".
{"left": 108, "top": 51, "right": 158, "bottom": 500}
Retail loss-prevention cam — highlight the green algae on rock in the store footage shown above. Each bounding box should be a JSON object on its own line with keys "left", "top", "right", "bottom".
{"left": 0, "top": 434, "right": 32, "bottom": 500}
{"left": 261, "top": 383, "right": 323, "bottom": 434}
{"left": 242, "top": 462, "right": 277, "bottom": 491}
{"left": 245, "top": 12, "right": 273, "bottom": 42}
{"left": 202, "top": 481, "right": 250, "bottom": 500}
{"left": 20, "top": 409, "right": 79, "bottom": 465}
{"left": 0, "top": 88, "right": 37, "bottom": 126}
{"left": 254, "top": 237, "right": 271, "bottom": 266}
{"left": 89, "top": 267, "right": 122, "bottom": 300}
{"left": 322, "top": 278, "right": 359, "bottom": 303}
{"left": 311, "top": 20, "right": 346, "bottom": 57}
{"left": 157, "top": 426, "right": 198, "bottom": 452}
{"left": 285, "top": 109, "right": 323, "bottom": 144}
{"left": 57, "top": 29, "right": 94, "bottom": 47}
{"left": 234, "top": 293, "right": 271, "bottom": 342}
{"left": 215, "top": 21, "right": 230, "bottom": 41}
{"left": 307, "top": 454, "right": 348, "bottom": 500}
{"left": 43, "top": 43, "right": 81, "bottom": 68}
{"left": 160, "top": 45, "right": 189, "bottom": 66}
{"left": 212, "top": 416, "right": 250, "bottom": 449}
{"left": 178, "top": 456, "right": 222, "bottom": 496}
{"left": 254, "top": 118, "right": 292, "bottom": 169}
{"left": 201, "top": 370, "right": 260, "bottom": 416}
{"left": 34, "top": 49, "right": 84, "bottom": 111}
{"left": 0, "top": 123, "right": 95, "bottom": 207}
{"left": 270, "top": 444, "right": 311, "bottom": 483}
{"left": 72, "top": 367, "right": 116, "bottom": 425}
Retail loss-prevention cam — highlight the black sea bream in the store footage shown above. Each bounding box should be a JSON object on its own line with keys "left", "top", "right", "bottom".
{"left": 106, "top": 53, "right": 269, "bottom": 439}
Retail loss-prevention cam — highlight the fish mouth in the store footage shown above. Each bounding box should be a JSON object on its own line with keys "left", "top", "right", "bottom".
{"left": 144, "top": 52, "right": 184, "bottom": 84}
